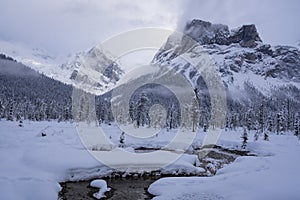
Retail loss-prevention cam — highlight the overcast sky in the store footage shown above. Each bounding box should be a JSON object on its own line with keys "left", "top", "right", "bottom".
{"left": 0, "top": 0, "right": 299, "bottom": 55}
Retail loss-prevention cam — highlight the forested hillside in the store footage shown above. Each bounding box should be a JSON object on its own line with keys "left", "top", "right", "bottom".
{"left": 0, "top": 54, "right": 73, "bottom": 121}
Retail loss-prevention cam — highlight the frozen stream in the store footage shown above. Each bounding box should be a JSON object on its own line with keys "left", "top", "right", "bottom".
{"left": 59, "top": 146, "right": 253, "bottom": 200}
{"left": 60, "top": 177, "right": 157, "bottom": 200}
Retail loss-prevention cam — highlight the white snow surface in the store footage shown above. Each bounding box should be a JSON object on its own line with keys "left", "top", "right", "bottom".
{"left": 148, "top": 133, "right": 300, "bottom": 200}
{"left": 0, "top": 121, "right": 103, "bottom": 200}
{"left": 1, "top": 120, "right": 300, "bottom": 199}
{"left": 0, "top": 121, "right": 205, "bottom": 200}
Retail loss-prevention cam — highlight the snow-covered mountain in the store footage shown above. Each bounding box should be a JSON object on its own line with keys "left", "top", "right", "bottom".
{"left": 63, "top": 20, "right": 300, "bottom": 105}
{"left": 1, "top": 20, "right": 299, "bottom": 109}
{"left": 0, "top": 40, "right": 56, "bottom": 62}
{"left": 0, "top": 40, "right": 57, "bottom": 69}
{"left": 61, "top": 45, "right": 124, "bottom": 94}
{"left": 0, "top": 39, "right": 75, "bottom": 83}
{"left": 0, "top": 39, "right": 125, "bottom": 94}
{"left": 59, "top": 20, "right": 300, "bottom": 131}
{"left": 153, "top": 19, "right": 300, "bottom": 106}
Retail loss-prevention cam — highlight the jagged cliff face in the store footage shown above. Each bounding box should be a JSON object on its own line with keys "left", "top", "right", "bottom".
{"left": 183, "top": 19, "right": 262, "bottom": 48}
{"left": 153, "top": 19, "right": 300, "bottom": 104}
{"left": 62, "top": 45, "right": 124, "bottom": 94}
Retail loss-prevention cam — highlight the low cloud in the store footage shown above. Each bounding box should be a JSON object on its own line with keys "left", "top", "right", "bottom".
{"left": 0, "top": 0, "right": 299, "bottom": 56}
{"left": 0, "top": 0, "right": 179, "bottom": 55}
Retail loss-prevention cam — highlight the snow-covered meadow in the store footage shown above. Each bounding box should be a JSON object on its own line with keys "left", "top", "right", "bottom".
{"left": 0, "top": 121, "right": 203, "bottom": 199}
{"left": 0, "top": 120, "right": 299, "bottom": 200}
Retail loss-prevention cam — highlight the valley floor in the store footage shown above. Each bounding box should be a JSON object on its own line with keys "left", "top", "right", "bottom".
{"left": 0, "top": 121, "right": 299, "bottom": 200}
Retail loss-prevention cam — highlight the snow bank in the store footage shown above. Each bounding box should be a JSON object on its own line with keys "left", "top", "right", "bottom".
{"left": 161, "top": 154, "right": 204, "bottom": 175}
{"left": 0, "top": 121, "right": 103, "bottom": 200}
{"left": 148, "top": 134, "right": 300, "bottom": 200}
{"left": 90, "top": 179, "right": 111, "bottom": 199}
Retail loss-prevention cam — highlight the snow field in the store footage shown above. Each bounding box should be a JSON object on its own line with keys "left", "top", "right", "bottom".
{"left": 1, "top": 120, "right": 299, "bottom": 200}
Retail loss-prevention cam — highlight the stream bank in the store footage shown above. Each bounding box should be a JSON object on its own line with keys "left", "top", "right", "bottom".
{"left": 59, "top": 146, "right": 254, "bottom": 200}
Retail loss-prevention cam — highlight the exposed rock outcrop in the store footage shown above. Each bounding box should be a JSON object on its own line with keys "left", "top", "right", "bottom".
{"left": 183, "top": 19, "right": 262, "bottom": 48}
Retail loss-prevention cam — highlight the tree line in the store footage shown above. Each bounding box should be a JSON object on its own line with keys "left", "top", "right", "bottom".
{"left": 0, "top": 54, "right": 299, "bottom": 136}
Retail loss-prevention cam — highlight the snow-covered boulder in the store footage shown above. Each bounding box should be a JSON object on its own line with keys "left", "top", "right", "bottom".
{"left": 90, "top": 179, "right": 111, "bottom": 199}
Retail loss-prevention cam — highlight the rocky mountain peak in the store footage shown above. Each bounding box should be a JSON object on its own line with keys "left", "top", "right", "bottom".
{"left": 183, "top": 19, "right": 262, "bottom": 48}
{"left": 184, "top": 19, "right": 230, "bottom": 46}
{"left": 153, "top": 19, "right": 300, "bottom": 105}
{"left": 230, "top": 24, "right": 262, "bottom": 48}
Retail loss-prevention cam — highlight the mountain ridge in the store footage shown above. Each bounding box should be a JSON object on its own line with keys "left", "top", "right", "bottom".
{"left": 0, "top": 19, "right": 299, "bottom": 131}
{"left": 154, "top": 19, "right": 300, "bottom": 88}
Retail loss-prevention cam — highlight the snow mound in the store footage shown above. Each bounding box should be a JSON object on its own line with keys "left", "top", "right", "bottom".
{"left": 90, "top": 179, "right": 111, "bottom": 199}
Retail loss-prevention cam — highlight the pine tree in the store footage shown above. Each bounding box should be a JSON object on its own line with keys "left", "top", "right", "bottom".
{"left": 254, "top": 130, "right": 259, "bottom": 141}
{"left": 286, "top": 99, "right": 291, "bottom": 131}
{"left": 100, "top": 101, "right": 109, "bottom": 124}
{"left": 180, "top": 104, "right": 187, "bottom": 129}
{"left": 0, "top": 100, "right": 3, "bottom": 119}
{"left": 45, "top": 103, "right": 51, "bottom": 121}
{"left": 16, "top": 113, "right": 21, "bottom": 121}
{"left": 267, "top": 116, "right": 273, "bottom": 132}
{"left": 258, "top": 102, "right": 264, "bottom": 133}
{"left": 276, "top": 112, "right": 284, "bottom": 135}
{"left": 247, "top": 113, "right": 252, "bottom": 131}
{"left": 128, "top": 101, "right": 135, "bottom": 124}
{"left": 78, "top": 96, "right": 85, "bottom": 122}
{"left": 64, "top": 107, "right": 70, "bottom": 121}
{"left": 119, "top": 132, "right": 125, "bottom": 148}
{"left": 264, "top": 116, "right": 272, "bottom": 141}
{"left": 225, "top": 115, "right": 230, "bottom": 131}
{"left": 6, "top": 101, "right": 14, "bottom": 121}
{"left": 294, "top": 113, "right": 300, "bottom": 138}
{"left": 241, "top": 127, "right": 248, "bottom": 149}
{"left": 136, "top": 93, "right": 149, "bottom": 128}
{"left": 203, "top": 124, "right": 208, "bottom": 132}
{"left": 167, "top": 104, "right": 179, "bottom": 130}
{"left": 166, "top": 106, "right": 173, "bottom": 130}
{"left": 18, "top": 119, "right": 23, "bottom": 127}
{"left": 264, "top": 131, "right": 269, "bottom": 141}
{"left": 190, "top": 96, "right": 199, "bottom": 132}
{"left": 232, "top": 114, "right": 238, "bottom": 131}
